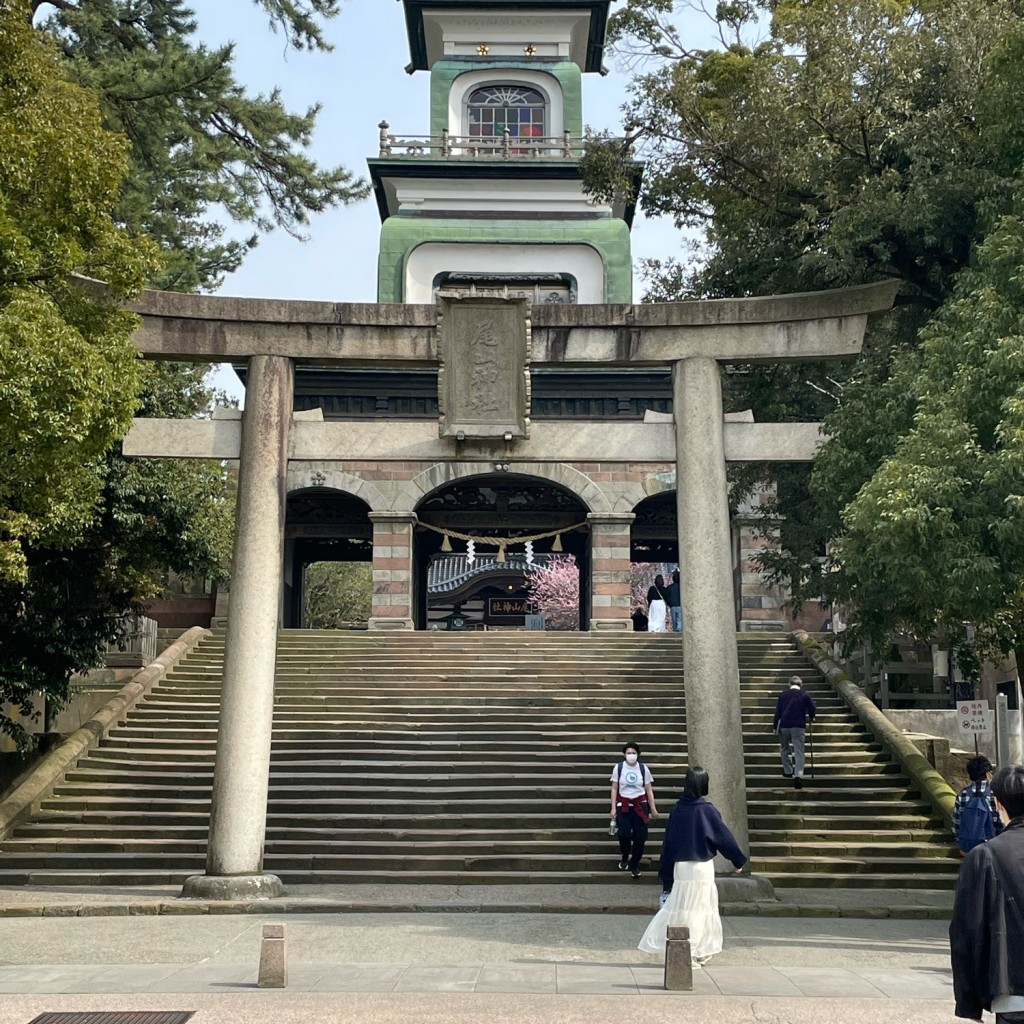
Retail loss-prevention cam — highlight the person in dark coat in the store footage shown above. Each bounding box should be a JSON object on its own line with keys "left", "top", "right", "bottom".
{"left": 773, "top": 675, "right": 816, "bottom": 789}
{"left": 950, "top": 763, "right": 1024, "bottom": 1022}
{"left": 637, "top": 766, "right": 746, "bottom": 963}
{"left": 667, "top": 570, "right": 682, "bottom": 632}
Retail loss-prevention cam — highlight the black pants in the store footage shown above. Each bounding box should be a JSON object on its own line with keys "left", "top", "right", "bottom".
{"left": 616, "top": 809, "right": 649, "bottom": 869}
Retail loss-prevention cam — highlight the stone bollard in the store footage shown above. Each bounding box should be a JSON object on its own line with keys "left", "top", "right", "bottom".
{"left": 258, "top": 923, "right": 287, "bottom": 988}
{"left": 664, "top": 924, "right": 693, "bottom": 991}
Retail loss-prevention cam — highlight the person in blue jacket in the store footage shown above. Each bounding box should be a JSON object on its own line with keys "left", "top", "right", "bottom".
{"left": 637, "top": 765, "right": 747, "bottom": 964}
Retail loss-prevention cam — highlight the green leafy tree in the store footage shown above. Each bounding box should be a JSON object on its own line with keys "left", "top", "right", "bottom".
{"left": 303, "top": 562, "right": 372, "bottom": 628}
{"left": 0, "top": 0, "right": 159, "bottom": 744}
{"left": 0, "top": 1, "right": 371, "bottom": 747}
{"left": 0, "top": 1, "right": 157, "bottom": 581}
{"left": 589, "top": 0, "right": 1024, "bottom": 668}
{"left": 33, "top": 0, "right": 368, "bottom": 291}
{"left": 818, "top": 191, "right": 1024, "bottom": 670}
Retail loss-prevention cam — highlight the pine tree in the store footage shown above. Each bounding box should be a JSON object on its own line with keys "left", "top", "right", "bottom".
{"left": 33, "top": 0, "right": 368, "bottom": 291}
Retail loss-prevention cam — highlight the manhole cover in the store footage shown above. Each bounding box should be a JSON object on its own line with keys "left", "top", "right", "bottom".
{"left": 29, "top": 1015, "right": 194, "bottom": 1024}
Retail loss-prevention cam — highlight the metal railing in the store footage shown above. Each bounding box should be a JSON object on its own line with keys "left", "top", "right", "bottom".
{"left": 378, "top": 122, "right": 585, "bottom": 159}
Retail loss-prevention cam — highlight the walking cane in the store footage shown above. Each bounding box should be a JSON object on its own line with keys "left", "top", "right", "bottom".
{"left": 807, "top": 718, "right": 815, "bottom": 779}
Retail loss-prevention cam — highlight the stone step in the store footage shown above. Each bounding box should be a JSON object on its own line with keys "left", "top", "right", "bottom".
{"left": 0, "top": 835, "right": 954, "bottom": 859}
{"left": 70, "top": 758, "right": 895, "bottom": 778}
{"left": 0, "top": 867, "right": 959, "bottom": 890}
{"left": 56, "top": 773, "right": 912, "bottom": 796}
{"left": 39, "top": 794, "right": 931, "bottom": 816}
{"left": 0, "top": 630, "right": 958, "bottom": 891}
{"left": 26, "top": 809, "right": 941, "bottom": 832}
{"left": 84, "top": 744, "right": 886, "bottom": 764}
{"left": 8, "top": 823, "right": 949, "bottom": 845}
{"left": 0, "top": 848, "right": 960, "bottom": 876}
{"left": 754, "top": 872, "right": 957, "bottom": 890}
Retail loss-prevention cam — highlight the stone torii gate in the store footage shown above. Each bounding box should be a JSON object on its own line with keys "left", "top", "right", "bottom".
{"left": 122, "top": 280, "right": 898, "bottom": 898}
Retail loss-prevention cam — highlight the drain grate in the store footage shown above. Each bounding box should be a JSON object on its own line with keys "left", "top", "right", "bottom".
{"left": 28, "top": 1014, "right": 194, "bottom": 1024}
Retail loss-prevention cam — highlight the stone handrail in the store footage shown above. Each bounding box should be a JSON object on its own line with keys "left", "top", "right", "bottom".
{"left": 0, "top": 626, "right": 210, "bottom": 841}
{"left": 792, "top": 630, "right": 956, "bottom": 825}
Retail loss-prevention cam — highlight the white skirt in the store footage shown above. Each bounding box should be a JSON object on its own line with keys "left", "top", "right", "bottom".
{"left": 637, "top": 859, "right": 723, "bottom": 960}
{"left": 647, "top": 599, "right": 667, "bottom": 632}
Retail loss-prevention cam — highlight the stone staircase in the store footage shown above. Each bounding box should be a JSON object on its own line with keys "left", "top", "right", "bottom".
{"left": 0, "top": 632, "right": 959, "bottom": 889}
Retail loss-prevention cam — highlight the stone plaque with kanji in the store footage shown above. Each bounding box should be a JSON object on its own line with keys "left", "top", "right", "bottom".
{"left": 437, "top": 296, "right": 531, "bottom": 440}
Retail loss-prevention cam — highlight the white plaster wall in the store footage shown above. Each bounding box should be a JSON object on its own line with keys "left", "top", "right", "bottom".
{"left": 428, "top": 12, "right": 588, "bottom": 66}
{"left": 448, "top": 69, "right": 564, "bottom": 138}
{"left": 405, "top": 242, "right": 605, "bottom": 304}
{"left": 393, "top": 178, "right": 609, "bottom": 217}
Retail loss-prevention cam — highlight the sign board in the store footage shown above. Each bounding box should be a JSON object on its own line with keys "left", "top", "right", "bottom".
{"left": 437, "top": 296, "right": 531, "bottom": 441}
{"left": 958, "top": 700, "right": 992, "bottom": 736}
{"left": 488, "top": 598, "right": 536, "bottom": 618}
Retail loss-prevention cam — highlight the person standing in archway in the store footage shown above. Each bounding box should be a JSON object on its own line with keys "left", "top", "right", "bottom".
{"left": 646, "top": 574, "right": 669, "bottom": 632}
{"left": 667, "top": 569, "right": 682, "bottom": 632}
{"left": 610, "top": 741, "right": 659, "bottom": 878}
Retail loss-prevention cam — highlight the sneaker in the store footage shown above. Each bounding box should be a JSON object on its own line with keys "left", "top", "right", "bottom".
{"left": 782, "top": 772, "right": 793, "bottom": 779}
{"left": 794, "top": 777, "right": 804, "bottom": 789}
{"left": 618, "top": 860, "right": 628, "bottom": 871}
{"left": 630, "top": 866, "right": 642, "bottom": 879}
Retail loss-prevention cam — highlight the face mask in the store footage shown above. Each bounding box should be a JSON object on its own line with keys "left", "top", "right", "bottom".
{"left": 625, "top": 753, "right": 638, "bottom": 765}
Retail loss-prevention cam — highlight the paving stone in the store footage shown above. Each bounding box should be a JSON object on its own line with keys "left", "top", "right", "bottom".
{"left": 393, "top": 966, "right": 481, "bottom": 992}
{"left": 310, "top": 965, "right": 408, "bottom": 992}
{"left": 556, "top": 965, "right": 638, "bottom": 995}
{"left": 79, "top": 964, "right": 185, "bottom": 993}
{"left": 705, "top": 966, "right": 803, "bottom": 997}
{"left": 856, "top": 969, "right": 954, "bottom": 1000}
{"left": 776, "top": 967, "right": 888, "bottom": 998}
{"left": 475, "top": 964, "right": 556, "bottom": 993}
{"left": 146, "top": 964, "right": 256, "bottom": 992}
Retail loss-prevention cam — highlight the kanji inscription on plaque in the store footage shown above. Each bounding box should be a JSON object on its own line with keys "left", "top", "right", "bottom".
{"left": 437, "top": 295, "right": 531, "bottom": 440}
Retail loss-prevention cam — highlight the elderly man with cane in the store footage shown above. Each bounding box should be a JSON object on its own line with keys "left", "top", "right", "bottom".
{"left": 773, "top": 675, "right": 817, "bottom": 790}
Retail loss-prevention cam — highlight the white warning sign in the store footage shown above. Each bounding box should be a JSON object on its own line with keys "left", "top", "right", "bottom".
{"left": 958, "top": 700, "right": 992, "bottom": 735}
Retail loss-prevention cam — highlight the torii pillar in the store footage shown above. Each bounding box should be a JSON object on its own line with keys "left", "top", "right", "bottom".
{"left": 182, "top": 355, "right": 292, "bottom": 899}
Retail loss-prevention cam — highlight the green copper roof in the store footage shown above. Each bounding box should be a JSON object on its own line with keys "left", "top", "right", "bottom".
{"left": 401, "top": 1, "right": 612, "bottom": 73}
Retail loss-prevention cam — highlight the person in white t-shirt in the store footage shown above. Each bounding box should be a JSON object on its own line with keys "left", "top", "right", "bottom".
{"left": 610, "top": 741, "right": 659, "bottom": 878}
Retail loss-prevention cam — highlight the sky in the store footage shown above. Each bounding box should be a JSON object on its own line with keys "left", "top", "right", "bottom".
{"left": 194, "top": 0, "right": 693, "bottom": 401}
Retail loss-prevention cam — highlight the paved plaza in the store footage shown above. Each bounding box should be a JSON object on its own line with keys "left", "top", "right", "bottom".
{"left": 0, "top": 903, "right": 969, "bottom": 1023}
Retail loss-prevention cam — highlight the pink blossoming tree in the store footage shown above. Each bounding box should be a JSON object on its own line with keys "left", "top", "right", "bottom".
{"left": 526, "top": 555, "right": 580, "bottom": 630}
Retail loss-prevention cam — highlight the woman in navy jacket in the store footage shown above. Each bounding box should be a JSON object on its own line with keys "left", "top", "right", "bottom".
{"left": 638, "top": 765, "right": 747, "bottom": 963}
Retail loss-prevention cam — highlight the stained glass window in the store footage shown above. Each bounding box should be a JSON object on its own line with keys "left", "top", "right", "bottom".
{"left": 467, "top": 85, "right": 546, "bottom": 139}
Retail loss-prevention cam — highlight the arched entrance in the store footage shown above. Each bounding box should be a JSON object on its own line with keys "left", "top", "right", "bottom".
{"left": 630, "top": 490, "right": 743, "bottom": 626}
{"left": 631, "top": 491, "right": 678, "bottom": 564}
{"left": 283, "top": 488, "right": 373, "bottom": 628}
{"left": 413, "top": 473, "right": 590, "bottom": 630}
